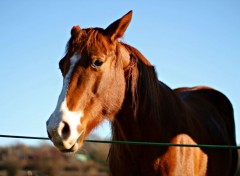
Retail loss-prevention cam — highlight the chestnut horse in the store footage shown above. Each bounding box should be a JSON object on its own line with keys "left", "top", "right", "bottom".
{"left": 46, "top": 11, "right": 238, "bottom": 175}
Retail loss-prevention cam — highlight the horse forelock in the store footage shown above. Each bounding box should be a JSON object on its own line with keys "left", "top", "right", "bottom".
{"left": 66, "top": 27, "right": 114, "bottom": 57}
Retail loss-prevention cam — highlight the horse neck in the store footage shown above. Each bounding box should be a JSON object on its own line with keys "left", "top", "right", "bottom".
{"left": 112, "top": 54, "right": 184, "bottom": 143}
{"left": 109, "top": 50, "right": 188, "bottom": 171}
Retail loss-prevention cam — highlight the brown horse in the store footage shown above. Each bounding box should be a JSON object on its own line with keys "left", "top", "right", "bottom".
{"left": 46, "top": 11, "right": 238, "bottom": 175}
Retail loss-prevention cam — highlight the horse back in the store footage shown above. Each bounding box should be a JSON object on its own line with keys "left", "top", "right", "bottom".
{"left": 174, "top": 86, "right": 238, "bottom": 175}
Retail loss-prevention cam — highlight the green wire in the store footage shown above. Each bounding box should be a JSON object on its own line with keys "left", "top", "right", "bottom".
{"left": 1, "top": 134, "right": 240, "bottom": 149}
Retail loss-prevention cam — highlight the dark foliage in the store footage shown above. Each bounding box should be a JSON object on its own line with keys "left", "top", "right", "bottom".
{"left": 0, "top": 139, "right": 109, "bottom": 176}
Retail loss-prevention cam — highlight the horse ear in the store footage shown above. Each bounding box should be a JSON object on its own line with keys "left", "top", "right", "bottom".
{"left": 71, "top": 26, "right": 81, "bottom": 36}
{"left": 105, "top": 10, "right": 133, "bottom": 41}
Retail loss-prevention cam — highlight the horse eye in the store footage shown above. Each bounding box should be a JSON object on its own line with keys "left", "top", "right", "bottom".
{"left": 92, "top": 59, "right": 103, "bottom": 68}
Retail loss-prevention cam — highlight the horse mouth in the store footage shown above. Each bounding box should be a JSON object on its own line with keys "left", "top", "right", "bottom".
{"left": 60, "top": 142, "right": 79, "bottom": 153}
{"left": 59, "top": 131, "right": 84, "bottom": 153}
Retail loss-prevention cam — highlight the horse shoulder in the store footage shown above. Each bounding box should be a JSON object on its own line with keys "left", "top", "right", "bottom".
{"left": 154, "top": 134, "right": 207, "bottom": 176}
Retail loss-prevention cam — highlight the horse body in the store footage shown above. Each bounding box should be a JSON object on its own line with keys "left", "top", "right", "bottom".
{"left": 109, "top": 50, "right": 237, "bottom": 175}
{"left": 46, "top": 11, "right": 238, "bottom": 175}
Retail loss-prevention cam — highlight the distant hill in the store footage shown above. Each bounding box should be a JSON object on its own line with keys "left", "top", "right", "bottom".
{"left": 0, "top": 136, "right": 109, "bottom": 176}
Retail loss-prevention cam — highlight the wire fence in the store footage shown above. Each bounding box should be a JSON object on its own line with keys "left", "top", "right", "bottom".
{"left": 1, "top": 134, "right": 240, "bottom": 149}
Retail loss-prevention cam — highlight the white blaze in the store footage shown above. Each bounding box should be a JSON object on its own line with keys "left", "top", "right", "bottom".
{"left": 47, "top": 54, "right": 84, "bottom": 149}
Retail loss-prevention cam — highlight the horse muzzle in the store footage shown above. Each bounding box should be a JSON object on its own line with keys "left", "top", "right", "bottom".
{"left": 46, "top": 114, "right": 84, "bottom": 153}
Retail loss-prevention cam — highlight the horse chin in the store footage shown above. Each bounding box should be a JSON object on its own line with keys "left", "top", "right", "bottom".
{"left": 60, "top": 132, "right": 85, "bottom": 153}
{"left": 60, "top": 142, "right": 79, "bottom": 153}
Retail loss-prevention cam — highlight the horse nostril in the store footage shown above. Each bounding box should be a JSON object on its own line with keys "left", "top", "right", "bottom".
{"left": 61, "top": 121, "right": 70, "bottom": 140}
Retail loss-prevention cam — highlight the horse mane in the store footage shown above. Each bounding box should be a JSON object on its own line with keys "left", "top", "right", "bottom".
{"left": 121, "top": 42, "right": 161, "bottom": 116}
{"left": 109, "top": 42, "right": 167, "bottom": 166}
{"left": 111, "top": 42, "right": 167, "bottom": 142}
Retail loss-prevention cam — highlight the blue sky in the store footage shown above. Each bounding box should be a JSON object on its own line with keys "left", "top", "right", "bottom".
{"left": 0, "top": 1, "right": 239, "bottom": 146}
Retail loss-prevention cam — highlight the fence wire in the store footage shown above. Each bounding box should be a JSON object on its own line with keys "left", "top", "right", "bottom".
{"left": 1, "top": 134, "right": 240, "bottom": 149}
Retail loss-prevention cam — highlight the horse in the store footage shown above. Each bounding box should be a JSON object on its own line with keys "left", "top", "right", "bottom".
{"left": 46, "top": 11, "right": 238, "bottom": 175}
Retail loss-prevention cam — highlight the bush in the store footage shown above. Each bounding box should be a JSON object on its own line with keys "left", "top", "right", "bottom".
{"left": 3, "top": 156, "right": 22, "bottom": 176}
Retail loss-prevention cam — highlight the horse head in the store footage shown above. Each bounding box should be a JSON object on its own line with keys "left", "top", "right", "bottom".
{"left": 46, "top": 11, "right": 132, "bottom": 152}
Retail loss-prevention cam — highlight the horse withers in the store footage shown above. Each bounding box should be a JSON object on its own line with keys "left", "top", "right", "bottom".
{"left": 46, "top": 11, "right": 238, "bottom": 175}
